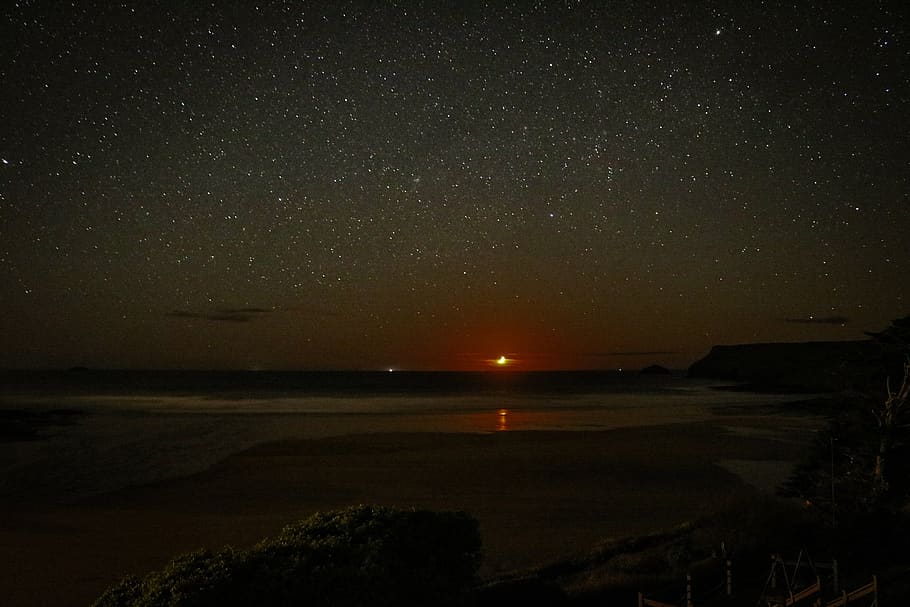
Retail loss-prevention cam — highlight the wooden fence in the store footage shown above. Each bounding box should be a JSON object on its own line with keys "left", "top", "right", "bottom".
{"left": 784, "top": 577, "right": 820, "bottom": 606}
{"left": 637, "top": 595, "right": 681, "bottom": 607}
{"left": 824, "top": 576, "right": 877, "bottom": 607}
{"left": 635, "top": 564, "right": 877, "bottom": 607}
{"left": 636, "top": 572, "right": 693, "bottom": 607}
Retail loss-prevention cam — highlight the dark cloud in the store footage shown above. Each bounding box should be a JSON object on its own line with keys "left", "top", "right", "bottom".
{"left": 588, "top": 351, "right": 677, "bottom": 357}
{"left": 222, "top": 307, "right": 273, "bottom": 314}
{"left": 165, "top": 308, "right": 273, "bottom": 323}
{"left": 784, "top": 316, "right": 850, "bottom": 325}
{"left": 282, "top": 304, "right": 342, "bottom": 317}
{"left": 163, "top": 311, "right": 201, "bottom": 319}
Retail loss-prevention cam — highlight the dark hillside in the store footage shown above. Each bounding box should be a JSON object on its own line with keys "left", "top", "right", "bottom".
{"left": 688, "top": 341, "right": 884, "bottom": 392}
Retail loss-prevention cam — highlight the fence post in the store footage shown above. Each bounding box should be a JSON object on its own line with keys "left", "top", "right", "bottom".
{"left": 686, "top": 572, "right": 693, "bottom": 607}
{"left": 832, "top": 558, "right": 838, "bottom": 593}
{"left": 726, "top": 559, "right": 732, "bottom": 596}
{"left": 637, "top": 591, "right": 643, "bottom": 607}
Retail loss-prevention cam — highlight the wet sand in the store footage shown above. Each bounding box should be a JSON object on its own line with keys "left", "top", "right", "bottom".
{"left": 0, "top": 419, "right": 814, "bottom": 606}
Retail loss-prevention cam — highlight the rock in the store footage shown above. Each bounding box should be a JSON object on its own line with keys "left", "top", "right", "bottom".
{"left": 641, "top": 364, "right": 671, "bottom": 375}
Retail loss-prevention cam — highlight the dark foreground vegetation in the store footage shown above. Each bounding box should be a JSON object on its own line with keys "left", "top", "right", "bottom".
{"left": 93, "top": 506, "right": 482, "bottom": 607}
{"left": 91, "top": 498, "right": 910, "bottom": 606}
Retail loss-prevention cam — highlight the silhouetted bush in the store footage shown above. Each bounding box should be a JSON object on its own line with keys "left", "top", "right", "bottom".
{"left": 93, "top": 505, "right": 482, "bottom": 607}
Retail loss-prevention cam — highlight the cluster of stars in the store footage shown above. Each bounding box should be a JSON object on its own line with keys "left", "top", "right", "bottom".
{"left": 0, "top": 1, "right": 907, "bottom": 369}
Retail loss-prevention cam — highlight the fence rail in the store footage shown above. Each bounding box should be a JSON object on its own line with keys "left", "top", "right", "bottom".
{"left": 785, "top": 577, "right": 820, "bottom": 606}
{"left": 825, "top": 576, "right": 877, "bottom": 607}
{"left": 634, "top": 557, "right": 879, "bottom": 607}
{"left": 637, "top": 595, "right": 679, "bottom": 607}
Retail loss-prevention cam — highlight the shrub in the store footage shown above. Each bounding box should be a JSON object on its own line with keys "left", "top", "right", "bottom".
{"left": 92, "top": 505, "right": 482, "bottom": 607}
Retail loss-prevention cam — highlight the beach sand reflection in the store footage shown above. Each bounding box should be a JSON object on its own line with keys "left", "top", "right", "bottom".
{"left": 497, "top": 409, "right": 509, "bottom": 431}
{"left": 457, "top": 407, "right": 579, "bottom": 432}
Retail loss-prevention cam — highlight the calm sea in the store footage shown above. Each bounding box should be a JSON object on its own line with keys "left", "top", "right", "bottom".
{"left": 0, "top": 370, "right": 805, "bottom": 504}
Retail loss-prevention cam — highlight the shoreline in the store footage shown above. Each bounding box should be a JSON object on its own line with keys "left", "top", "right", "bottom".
{"left": 0, "top": 418, "right": 818, "bottom": 606}
{"left": 0, "top": 384, "right": 817, "bottom": 509}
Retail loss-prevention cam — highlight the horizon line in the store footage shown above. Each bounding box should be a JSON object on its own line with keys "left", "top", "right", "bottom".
{"left": 0, "top": 366, "right": 685, "bottom": 374}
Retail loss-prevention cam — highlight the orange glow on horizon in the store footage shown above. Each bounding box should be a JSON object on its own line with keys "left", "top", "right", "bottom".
{"left": 435, "top": 319, "right": 596, "bottom": 370}
{"left": 485, "top": 354, "right": 519, "bottom": 369}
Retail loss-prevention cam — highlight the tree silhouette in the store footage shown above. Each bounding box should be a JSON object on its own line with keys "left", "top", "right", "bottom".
{"left": 867, "top": 315, "right": 910, "bottom": 500}
{"left": 782, "top": 315, "right": 910, "bottom": 518}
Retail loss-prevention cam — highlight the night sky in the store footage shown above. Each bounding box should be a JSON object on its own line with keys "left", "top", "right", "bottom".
{"left": 2, "top": 2, "right": 908, "bottom": 371}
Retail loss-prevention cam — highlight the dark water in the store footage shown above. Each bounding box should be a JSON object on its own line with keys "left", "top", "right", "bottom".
{"left": 0, "top": 369, "right": 808, "bottom": 504}
{"left": 1, "top": 368, "right": 685, "bottom": 398}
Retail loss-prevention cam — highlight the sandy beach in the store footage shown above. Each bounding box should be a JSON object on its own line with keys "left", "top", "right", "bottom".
{"left": 0, "top": 415, "right": 816, "bottom": 606}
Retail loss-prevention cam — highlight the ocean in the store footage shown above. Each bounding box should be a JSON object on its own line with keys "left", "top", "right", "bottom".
{"left": 0, "top": 370, "right": 809, "bottom": 505}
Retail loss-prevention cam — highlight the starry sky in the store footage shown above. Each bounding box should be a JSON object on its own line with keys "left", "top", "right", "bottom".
{"left": 1, "top": 1, "right": 908, "bottom": 371}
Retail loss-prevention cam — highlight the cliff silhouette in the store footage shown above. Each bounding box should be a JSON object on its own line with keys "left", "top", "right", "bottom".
{"left": 688, "top": 340, "right": 887, "bottom": 392}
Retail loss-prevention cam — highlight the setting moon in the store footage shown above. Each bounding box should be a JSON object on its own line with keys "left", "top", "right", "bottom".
{"left": 497, "top": 355, "right": 508, "bottom": 365}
